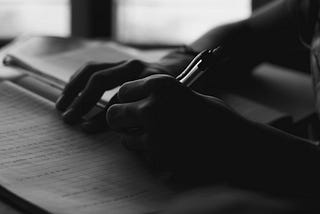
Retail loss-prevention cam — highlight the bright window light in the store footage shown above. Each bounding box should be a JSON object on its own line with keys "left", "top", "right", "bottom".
{"left": 0, "top": 0, "right": 70, "bottom": 38}
{"left": 115, "top": 0, "right": 251, "bottom": 45}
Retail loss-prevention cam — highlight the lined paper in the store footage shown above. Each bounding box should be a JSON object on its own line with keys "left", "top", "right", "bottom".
{"left": 7, "top": 36, "right": 135, "bottom": 83}
{"left": 0, "top": 82, "right": 172, "bottom": 214}
{"left": 5, "top": 36, "right": 135, "bottom": 102}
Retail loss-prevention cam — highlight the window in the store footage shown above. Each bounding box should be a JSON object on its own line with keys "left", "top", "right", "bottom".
{"left": 114, "top": 0, "right": 251, "bottom": 45}
{"left": 0, "top": 0, "right": 70, "bottom": 39}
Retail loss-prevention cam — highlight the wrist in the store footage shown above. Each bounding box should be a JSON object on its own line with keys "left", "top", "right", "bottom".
{"left": 151, "top": 45, "right": 199, "bottom": 77}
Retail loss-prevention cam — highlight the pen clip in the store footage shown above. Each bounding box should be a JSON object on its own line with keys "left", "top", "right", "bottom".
{"left": 197, "top": 46, "right": 225, "bottom": 70}
{"left": 176, "top": 49, "right": 210, "bottom": 82}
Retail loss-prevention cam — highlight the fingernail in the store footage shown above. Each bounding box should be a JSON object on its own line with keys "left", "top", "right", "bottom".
{"left": 56, "top": 94, "right": 66, "bottom": 111}
{"left": 62, "top": 108, "right": 80, "bottom": 124}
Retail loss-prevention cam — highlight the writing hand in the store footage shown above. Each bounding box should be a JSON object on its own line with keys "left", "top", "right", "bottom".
{"left": 107, "top": 74, "right": 250, "bottom": 173}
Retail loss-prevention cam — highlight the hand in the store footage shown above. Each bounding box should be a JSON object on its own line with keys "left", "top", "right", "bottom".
{"left": 106, "top": 74, "right": 251, "bottom": 175}
{"left": 55, "top": 60, "right": 165, "bottom": 130}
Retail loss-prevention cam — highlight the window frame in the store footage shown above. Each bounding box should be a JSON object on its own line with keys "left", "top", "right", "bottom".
{"left": 71, "top": 0, "right": 113, "bottom": 39}
{"left": 0, "top": 0, "right": 256, "bottom": 48}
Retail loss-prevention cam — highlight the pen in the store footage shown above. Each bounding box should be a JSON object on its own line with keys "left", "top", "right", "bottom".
{"left": 176, "top": 46, "right": 225, "bottom": 87}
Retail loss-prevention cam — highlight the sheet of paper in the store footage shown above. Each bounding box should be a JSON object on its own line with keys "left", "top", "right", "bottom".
{"left": 4, "top": 36, "right": 171, "bottom": 103}
{"left": 6, "top": 37, "right": 139, "bottom": 102}
{"left": 0, "top": 66, "right": 25, "bottom": 80}
{"left": 0, "top": 37, "right": 30, "bottom": 81}
{"left": 0, "top": 81, "right": 173, "bottom": 214}
{"left": 7, "top": 37, "right": 135, "bottom": 82}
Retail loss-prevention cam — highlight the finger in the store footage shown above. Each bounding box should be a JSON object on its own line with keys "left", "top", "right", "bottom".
{"left": 56, "top": 62, "right": 122, "bottom": 111}
{"left": 81, "top": 92, "right": 128, "bottom": 133}
{"left": 81, "top": 94, "right": 121, "bottom": 133}
{"left": 81, "top": 110, "right": 109, "bottom": 134}
{"left": 62, "top": 60, "right": 144, "bottom": 124}
{"left": 117, "top": 74, "right": 177, "bottom": 103}
{"left": 106, "top": 102, "right": 144, "bottom": 132}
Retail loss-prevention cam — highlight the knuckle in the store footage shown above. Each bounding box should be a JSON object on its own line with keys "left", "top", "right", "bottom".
{"left": 80, "top": 63, "right": 99, "bottom": 76}
{"left": 146, "top": 74, "right": 177, "bottom": 91}
{"left": 70, "top": 62, "right": 98, "bottom": 81}
{"left": 126, "top": 59, "right": 145, "bottom": 71}
{"left": 83, "top": 61, "right": 99, "bottom": 70}
{"left": 89, "top": 72, "right": 106, "bottom": 87}
{"left": 117, "top": 81, "right": 131, "bottom": 98}
{"left": 126, "top": 60, "right": 146, "bottom": 79}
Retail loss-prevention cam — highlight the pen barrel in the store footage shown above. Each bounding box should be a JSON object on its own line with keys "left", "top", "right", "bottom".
{"left": 178, "top": 46, "right": 227, "bottom": 87}
{"left": 180, "top": 66, "right": 207, "bottom": 87}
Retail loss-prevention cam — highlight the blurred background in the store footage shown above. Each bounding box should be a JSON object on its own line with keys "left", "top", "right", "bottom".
{"left": 0, "top": 0, "right": 271, "bottom": 47}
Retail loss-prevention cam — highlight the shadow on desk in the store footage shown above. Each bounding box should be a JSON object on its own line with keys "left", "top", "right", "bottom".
{"left": 195, "top": 62, "right": 315, "bottom": 138}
